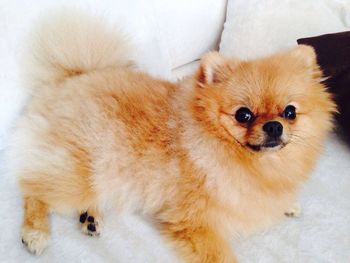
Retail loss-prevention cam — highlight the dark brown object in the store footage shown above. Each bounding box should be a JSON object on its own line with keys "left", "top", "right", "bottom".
{"left": 79, "top": 211, "right": 88, "bottom": 223}
{"left": 298, "top": 31, "right": 350, "bottom": 142}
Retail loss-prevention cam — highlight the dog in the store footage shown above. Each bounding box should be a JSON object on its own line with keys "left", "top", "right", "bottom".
{"left": 9, "top": 10, "right": 335, "bottom": 263}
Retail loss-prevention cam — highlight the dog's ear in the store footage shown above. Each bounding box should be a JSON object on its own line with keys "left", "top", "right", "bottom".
{"left": 196, "top": 52, "right": 237, "bottom": 87}
{"left": 288, "top": 45, "right": 322, "bottom": 81}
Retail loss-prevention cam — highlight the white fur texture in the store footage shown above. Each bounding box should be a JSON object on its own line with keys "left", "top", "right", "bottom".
{"left": 1, "top": 1, "right": 350, "bottom": 262}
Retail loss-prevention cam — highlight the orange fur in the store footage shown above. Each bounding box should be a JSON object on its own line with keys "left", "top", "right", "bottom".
{"left": 21, "top": 197, "right": 50, "bottom": 255}
{"left": 10, "top": 11, "right": 335, "bottom": 262}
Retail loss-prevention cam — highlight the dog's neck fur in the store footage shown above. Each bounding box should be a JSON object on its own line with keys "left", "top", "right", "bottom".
{"left": 173, "top": 78, "right": 309, "bottom": 198}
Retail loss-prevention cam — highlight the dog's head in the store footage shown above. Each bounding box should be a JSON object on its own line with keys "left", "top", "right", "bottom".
{"left": 191, "top": 46, "right": 336, "bottom": 153}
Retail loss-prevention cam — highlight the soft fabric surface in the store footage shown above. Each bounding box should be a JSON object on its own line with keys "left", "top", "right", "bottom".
{"left": 1, "top": 1, "right": 350, "bottom": 262}
{"left": 1, "top": 135, "right": 350, "bottom": 263}
{"left": 220, "top": 0, "right": 350, "bottom": 59}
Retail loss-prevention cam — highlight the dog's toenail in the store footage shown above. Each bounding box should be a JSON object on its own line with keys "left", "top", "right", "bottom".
{"left": 87, "top": 223, "right": 96, "bottom": 232}
{"left": 80, "top": 212, "right": 88, "bottom": 223}
{"left": 87, "top": 216, "right": 94, "bottom": 223}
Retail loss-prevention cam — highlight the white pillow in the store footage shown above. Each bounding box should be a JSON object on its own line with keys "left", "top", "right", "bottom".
{"left": 97, "top": 0, "right": 227, "bottom": 78}
{"left": 149, "top": 0, "right": 226, "bottom": 70}
{"left": 220, "top": 0, "right": 350, "bottom": 59}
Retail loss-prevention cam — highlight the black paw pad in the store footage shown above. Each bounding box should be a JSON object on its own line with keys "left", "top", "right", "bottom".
{"left": 80, "top": 212, "right": 88, "bottom": 223}
{"left": 87, "top": 223, "right": 96, "bottom": 232}
{"left": 285, "top": 212, "right": 295, "bottom": 217}
{"left": 80, "top": 211, "right": 100, "bottom": 236}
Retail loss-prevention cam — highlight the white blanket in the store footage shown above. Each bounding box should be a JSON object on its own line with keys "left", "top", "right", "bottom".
{"left": 1, "top": 135, "right": 349, "bottom": 263}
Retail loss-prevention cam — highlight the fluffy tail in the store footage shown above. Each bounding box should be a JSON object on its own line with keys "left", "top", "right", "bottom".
{"left": 23, "top": 9, "right": 133, "bottom": 88}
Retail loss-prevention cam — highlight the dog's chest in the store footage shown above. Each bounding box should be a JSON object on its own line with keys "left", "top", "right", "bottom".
{"left": 205, "top": 165, "right": 294, "bottom": 235}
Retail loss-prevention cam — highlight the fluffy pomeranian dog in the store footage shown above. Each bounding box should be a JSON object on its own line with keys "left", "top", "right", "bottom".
{"left": 9, "top": 10, "right": 335, "bottom": 263}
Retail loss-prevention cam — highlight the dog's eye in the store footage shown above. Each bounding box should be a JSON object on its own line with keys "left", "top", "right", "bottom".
{"left": 235, "top": 107, "right": 253, "bottom": 123}
{"left": 283, "top": 105, "right": 296, "bottom": 120}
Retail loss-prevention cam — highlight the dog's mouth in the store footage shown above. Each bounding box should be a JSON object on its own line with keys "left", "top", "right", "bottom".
{"left": 247, "top": 139, "right": 286, "bottom": 152}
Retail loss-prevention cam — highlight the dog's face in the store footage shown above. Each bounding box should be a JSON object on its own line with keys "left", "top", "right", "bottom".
{"left": 192, "top": 46, "right": 335, "bottom": 153}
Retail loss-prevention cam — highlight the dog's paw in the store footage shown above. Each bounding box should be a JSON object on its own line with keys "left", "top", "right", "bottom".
{"left": 284, "top": 203, "right": 301, "bottom": 218}
{"left": 79, "top": 211, "right": 101, "bottom": 236}
{"left": 21, "top": 228, "right": 49, "bottom": 255}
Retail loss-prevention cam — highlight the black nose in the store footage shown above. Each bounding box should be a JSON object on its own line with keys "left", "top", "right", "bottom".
{"left": 263, "top": 121, "right": 283, "bottom": 138}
